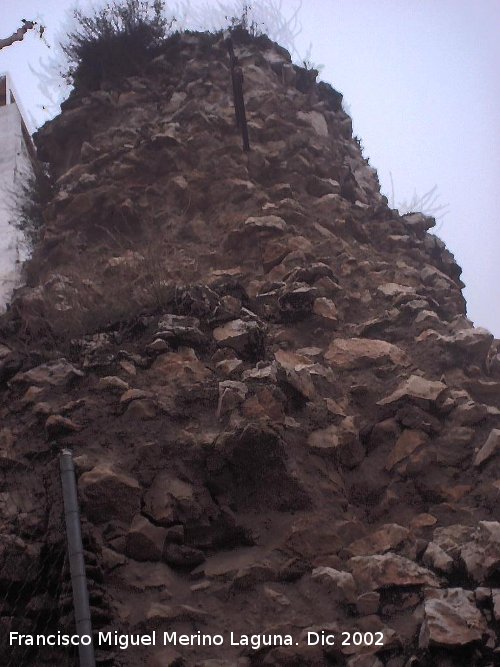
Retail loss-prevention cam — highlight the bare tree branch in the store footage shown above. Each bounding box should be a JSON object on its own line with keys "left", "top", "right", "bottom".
{"left": 0, "top": 20, "right": 37, "bottom": 52}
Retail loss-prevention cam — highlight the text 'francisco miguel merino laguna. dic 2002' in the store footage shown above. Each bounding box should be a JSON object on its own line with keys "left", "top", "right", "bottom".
{"left": 9, "top": 630, "right": 386, "bottom": 651}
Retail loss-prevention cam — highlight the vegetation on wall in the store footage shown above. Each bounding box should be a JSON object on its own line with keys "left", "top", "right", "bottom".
{"left": 9, "top": 164, "right": 53, "bottom": 252}
{"left": 61, "top": 0, "right": 176, "bottom": 90}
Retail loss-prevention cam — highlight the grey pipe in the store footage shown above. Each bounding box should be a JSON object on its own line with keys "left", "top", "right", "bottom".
{"left": 59, "top": 449, "right": 96, "bottom": 667}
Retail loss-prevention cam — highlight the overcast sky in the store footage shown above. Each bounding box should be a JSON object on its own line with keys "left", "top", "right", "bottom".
{"left": 2, "top": 0, "right": 499, "bottom": 336}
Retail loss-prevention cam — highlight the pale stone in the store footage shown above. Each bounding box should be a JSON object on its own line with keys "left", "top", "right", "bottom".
{"left": 422, "top": 541, "right": 454, "bottom": 574}
{"left": 298, "top": 110, "right": 328, "bottom": 136}
{"left": 313, "top": 297, "right": 338, "bottom": 325}
{"left": 377, "top": 282, "right": 416, "bottom": 298}
{"left": 349, "top": 553, "right": 439, "bottom": 591}
{"left": 98, "top": 376, "right": 129, "bottom": 392}
{"left": 11, "top": 359, "right": 84, "bottom": 386}
{"left": 347, "top": 524, "right": 409, "bottom": 557}
{"left": 419, "top": 588, "right": 486, "bottom": 647}
{"left": 460, "top": 521, "right": 500, "bottom": 582}
{"left": 325, "top": 337, "right": 408, "bottom": 369}
{"left": 474, "top": 428, "right": 500, "bottom": 466}
{"left": 244, "top": 215, "right": 286, "bottom": 232}
{"left": 213, "top": 319, "right": 263, "bottom": 356}
{"left": 378, "top": 375, "right": 447, "bottom": 406}
{"left": 311, "top": 567, "right": 356, "bottom": 602}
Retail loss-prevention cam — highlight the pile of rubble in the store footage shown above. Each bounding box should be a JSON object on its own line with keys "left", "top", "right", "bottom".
{"left": 1, "top": 29, "right": 499, "bottom": 667}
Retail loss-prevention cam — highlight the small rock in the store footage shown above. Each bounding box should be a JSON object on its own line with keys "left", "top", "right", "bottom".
{"left": 98, "top": 376, "right": 129, "bottom": 392}
{"left": 474, "top": 428, "right": 500, "bottom": 467}
{"left": 311, "top": 567, "right": 356, "bottom": 602}
{"left": 213, "top": 319, "right": 264, "bottom": 359}
{"left": 79, "top": 464, "right": 141, "bottom": 523}
{"left": 126, "top": 515, "right": 167, "bottom": 562}
{"left": 422, "top": 542, "right": 454, "bottom": 574}
{"left": 120, "top": 388, "right": 151, "bottom": 405}
{"left": 347, "top": 524, "right": 410, "bottom": 557}
{"left": 45, "top": 415, "right": 81, "bottom": 436}
{"left": 217, "top": 380, "right": 248, "bottom": 418}
{"left": 313, "top": 297, "right": 338, "bottom": 326}
{"left": 163, "top": 543, "right": 205, "bottom": 568}
{"left": 147, "top": 339, "right": 169, "bottom": 352}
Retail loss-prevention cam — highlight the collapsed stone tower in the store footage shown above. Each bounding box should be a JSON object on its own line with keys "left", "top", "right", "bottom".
{"left": 1, "top": 28, "right": 500, "bottom": 667}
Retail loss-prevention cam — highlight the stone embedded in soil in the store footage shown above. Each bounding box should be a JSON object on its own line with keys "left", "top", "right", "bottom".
{"left": 78, "top": 464, "right": 141, "bottom": 523}
{"left": 125, "top": 514, "right": 167, "bottom": 562}
{"left": 143, "top": 473, "right": 198, "bottom": 526}
{"left": 45, "top": 414, "right": 81, "bottom": 436}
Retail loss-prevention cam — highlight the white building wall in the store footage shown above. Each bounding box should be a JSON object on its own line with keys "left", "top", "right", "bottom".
{"left": 0, "top": 74, "right": 33, "bottom": 311}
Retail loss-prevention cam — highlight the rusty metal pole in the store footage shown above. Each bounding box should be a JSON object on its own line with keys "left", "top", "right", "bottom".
{"left": 225, "top": 35, "right": 250, "bottom": 151}
{"left": 59, "top": 449, "right": 96, "bottom": 667}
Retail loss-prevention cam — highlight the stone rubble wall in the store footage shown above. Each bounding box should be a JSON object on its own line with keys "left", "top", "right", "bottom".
{"left": 0, "top": 30, "right": 499, "bottom": 667}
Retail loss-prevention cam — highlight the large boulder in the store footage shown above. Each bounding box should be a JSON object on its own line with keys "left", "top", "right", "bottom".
{"left": 419, "top": 588, "right": 487, "bottom": 648}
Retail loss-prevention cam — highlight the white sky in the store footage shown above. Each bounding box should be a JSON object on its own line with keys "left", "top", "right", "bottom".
{"left": 1, "top": 0, "right": 499, "bottom": 336}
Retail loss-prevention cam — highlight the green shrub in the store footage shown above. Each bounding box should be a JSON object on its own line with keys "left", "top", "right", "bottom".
{"left": 62, "top": 0, "right": 176, "bottom": 90}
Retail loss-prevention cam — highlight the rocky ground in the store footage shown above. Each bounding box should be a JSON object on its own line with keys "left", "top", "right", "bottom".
{"left": 1, "top": 29, "right": 499, "bottom": 667}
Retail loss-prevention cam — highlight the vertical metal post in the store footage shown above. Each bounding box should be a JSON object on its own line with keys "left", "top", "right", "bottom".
{"left": 225, "top": 34, "right": 250, "bottom": 152}
{"left": 59, "top": 449, "right": 96, "bottom": 667}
